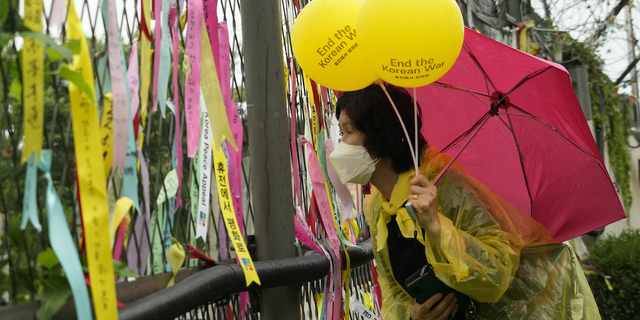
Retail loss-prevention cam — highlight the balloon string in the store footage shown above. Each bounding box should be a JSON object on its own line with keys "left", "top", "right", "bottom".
{"left": 378, "top": 82, "right": 418, "bottom": 174}
{"left": 413, "top": 87, "right": 418, "bottom": 177}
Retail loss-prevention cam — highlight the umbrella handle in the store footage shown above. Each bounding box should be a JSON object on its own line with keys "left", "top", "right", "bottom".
{"left": 432, "top": 115, "right": 490, "bottom": 185}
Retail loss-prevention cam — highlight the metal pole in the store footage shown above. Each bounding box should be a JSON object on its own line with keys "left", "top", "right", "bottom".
{"left": 626, "top": 4, "right": 639, "bottom": 98}
{"left": 240, "top": 1, "right": 299, "bottom": 320}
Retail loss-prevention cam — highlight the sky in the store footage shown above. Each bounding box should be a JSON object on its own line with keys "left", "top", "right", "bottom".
{"left": 531, "top": 0, "right": 640, "bottom": 94}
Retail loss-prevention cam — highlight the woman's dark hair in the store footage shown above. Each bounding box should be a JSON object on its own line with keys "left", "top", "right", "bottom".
{"left": 336, "top": 83, "right": 427, "bottom": 173}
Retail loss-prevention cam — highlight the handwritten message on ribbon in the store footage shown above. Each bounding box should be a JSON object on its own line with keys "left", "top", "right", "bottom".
{"left": 106, "top": 0, "right": 130, "bottom": 175}
{"left": 185, "top": 0, "right": 204, "bottom": 157}
{"left": 67, "top": 1, "right": 118, "bottom": 318}
{"left": 22, "top": 0, "right": 44, "bottom": 163}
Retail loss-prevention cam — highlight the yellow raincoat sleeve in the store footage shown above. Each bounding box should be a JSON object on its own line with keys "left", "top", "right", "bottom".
{"left": 422, "top": 168, "right": 526, "bottom": 303}
{"left": 364, "top": 147, "right": 598, "bottom": 320}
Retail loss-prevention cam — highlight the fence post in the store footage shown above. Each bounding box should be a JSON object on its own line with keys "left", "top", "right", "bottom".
{"left": 240, "top": 1, "right": 300, "bottom": 320}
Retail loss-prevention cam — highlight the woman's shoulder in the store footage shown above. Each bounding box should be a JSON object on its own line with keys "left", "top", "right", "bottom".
{"left": 363, "top": 190, "right": 383, "bottom": 218}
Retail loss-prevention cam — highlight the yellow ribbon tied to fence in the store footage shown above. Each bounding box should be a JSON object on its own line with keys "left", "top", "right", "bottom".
{"left": 22, "top": 0, "right": 44, "bottom": 162}
{"left": 66, "top": 1, "right": 119, "bottom": 319}
{"left": 101, "top": 93, "right": 113, "bottom": 178}
{"left": 166, "top": 238, "right": 186, "bottom": 288}
{"left": 213, "top": 145, "right": 261, "bottom": 286}
{"left": 200, "top": 19, "right": 237, "bottom": 151}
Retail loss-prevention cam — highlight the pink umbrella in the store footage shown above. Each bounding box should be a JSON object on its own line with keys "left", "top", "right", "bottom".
{"left": 414, "top": 28, "right": 626, "bottom": 242}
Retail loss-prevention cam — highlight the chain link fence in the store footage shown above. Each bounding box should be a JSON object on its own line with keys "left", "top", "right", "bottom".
{"left": 0, "top": 0, "right": 378, "bottom": 319}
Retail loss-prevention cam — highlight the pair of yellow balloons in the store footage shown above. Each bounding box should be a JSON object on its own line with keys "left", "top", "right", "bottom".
{"left": 291, "top": 0, "right": 464, "bottom": 90}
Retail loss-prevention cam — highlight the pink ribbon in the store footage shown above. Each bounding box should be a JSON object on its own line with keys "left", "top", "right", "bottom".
{"left": 185, "top": 0, "right": 203, "bottom": 157}
{"left": 112, "top": 219, "right": 127, "bottom": 261}
{"left": 203, "top": 0, "right": 221, "bottom": 85}
{"left": 295, "top": 215, "right": 322, "bottom": 252}
{"left": 218, "top": 22, "right": 249, "bottom": 317}
{"left": 303, "top": 139, "right": 342, "bottom": 320}
{"left": 127, "top": 45, "right": 140, "bottom": 120}
{"left": 107, "top": 0, "right": 130, "bottom": 173}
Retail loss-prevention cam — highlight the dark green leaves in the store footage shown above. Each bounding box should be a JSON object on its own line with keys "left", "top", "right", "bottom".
{"left": 37, "top": 248, "right": 60, "bottom": 270}
{"left": 35, "top": 276, "right": 72, "bottom": 320}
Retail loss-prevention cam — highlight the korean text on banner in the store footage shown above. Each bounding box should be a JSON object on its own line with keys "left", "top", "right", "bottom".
{"left": 214, "top": 146, "right": 260, "bottom": 286}
{"left": 66, "top": 1, "right": 118, "bottom": 319}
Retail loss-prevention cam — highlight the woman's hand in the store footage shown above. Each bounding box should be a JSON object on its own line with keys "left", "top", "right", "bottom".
{"left": 408, "top": 174, "right": 440, "bottom": 236}
{"left": 410, "top": 293, "right": 458, "bottom": 320}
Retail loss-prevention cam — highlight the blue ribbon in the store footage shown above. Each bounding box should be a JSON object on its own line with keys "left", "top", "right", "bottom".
{"left": 163, "top": 100, "right": 178, "bottom": 271}
{"left": 21, "top": 152, "right": 42, "bottom": 231}
{"left": 156, "top": 0, "right": 172, "bottom": 117}
{"left": 39, "top": 150, "right": 92, "bottom": 320}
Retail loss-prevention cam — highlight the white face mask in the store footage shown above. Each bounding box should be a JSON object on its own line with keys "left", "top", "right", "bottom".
{"left": 329, "top": 142, "right": 379, "bottom": 185}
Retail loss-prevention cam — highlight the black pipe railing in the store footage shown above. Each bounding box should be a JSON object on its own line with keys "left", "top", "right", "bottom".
{"left": 120, "top": 239, "right": 372, "bottom": 320}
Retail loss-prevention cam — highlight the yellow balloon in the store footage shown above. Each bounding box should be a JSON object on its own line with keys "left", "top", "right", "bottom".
{"left": 292, "top": 0, "right": 379, "bottom": 91}
{"left": 357, "top": 0, "right": 464, "bottom": 88}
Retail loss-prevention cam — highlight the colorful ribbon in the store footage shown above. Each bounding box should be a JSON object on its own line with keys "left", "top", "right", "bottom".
{"left": 200, "top": 19, "right": 237, "bottom": 151}
{"left": 40, "top": 150, "right": 92, "bottom": 320}
{"left": 105, "top": 0, "right": 130, "bottom": 174}
{"left": 140, "top": 0, "right": 152, "bottom": 124}
{"left": 21, "top": 0, "right": 44, "bottom": 163}
{"left": 185, "top": 0, "right": 204, "bottom": 157}
{"left": 213, "top": 146, "right": 261, "bottom": 286}
{"left": 196, "top": 112, "right": 213, "bottom": 240}
{"left": 156, "top": 0, "right": 172, "bottom": 117}
{"left": 127, "top": 147, "right": 151, "bottom": 275}
{"left": 21, "top": 153, "right": 42, "bottom": 231}
{"left": 100, "top": 93, "right": 114, "bottom": 178}
{"left": 67, "top": 1, "right": 118, "bottom": 317}
{"left": 170, "top": 8, "right": 183, "bottom": 213}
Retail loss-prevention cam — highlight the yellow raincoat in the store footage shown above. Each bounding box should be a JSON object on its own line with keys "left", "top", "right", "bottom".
{"left": 364, "top": 147, "right": 600, "bottom": 320}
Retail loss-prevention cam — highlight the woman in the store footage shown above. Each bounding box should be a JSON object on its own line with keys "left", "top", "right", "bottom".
{"left": 329, "top": 84, "right": 600, "bottom": 320}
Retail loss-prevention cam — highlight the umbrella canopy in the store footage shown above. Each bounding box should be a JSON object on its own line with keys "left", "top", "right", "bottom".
{"left": 416, "top": 28, "right": 626, "bottom": 243}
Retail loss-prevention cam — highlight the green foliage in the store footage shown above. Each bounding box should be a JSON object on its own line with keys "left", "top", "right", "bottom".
{"left": 0, "top": 8, "right": 77, "bottom": 308}
{"left": 79, "top": 256, "right": 140, "bottom": 278}
{"left": 36, "top": 249, "right": 60, "bottom": 270}
{"left": 57, "top": 64, "right": 96, "bottom": 104}
{"left": 112, "top": 260, "right": 140, "bottom": 278}
{"left": 35, "top": 275, "right": 72, "bottom": 320}
{"left": 562, "top": 35, "right": 633, "bottom": 211}
{"left": 588, "top": 229, "right": 640, "bottom": 319}
{"left": 19, "top": 31, "right": 74, "bottom": 62}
